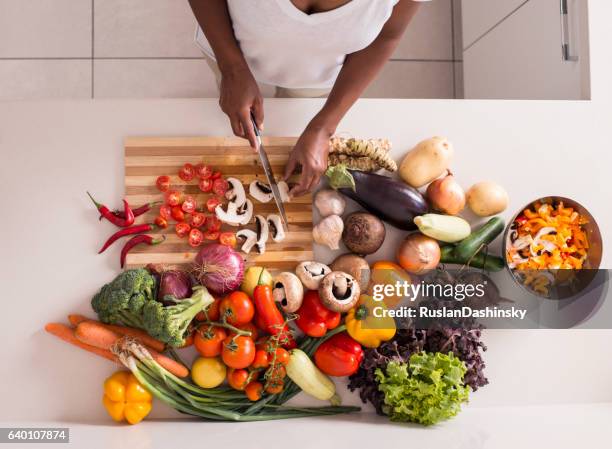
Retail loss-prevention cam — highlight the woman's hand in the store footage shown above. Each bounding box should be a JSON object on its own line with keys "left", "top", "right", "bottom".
{"left": 284, "top": 124, "right": 333, "bottom": 197}
{"left": 219, "top": 64, "right": 264, "bottom": 150}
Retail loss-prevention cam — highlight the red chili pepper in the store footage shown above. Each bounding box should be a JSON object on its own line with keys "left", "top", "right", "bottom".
{"left": 314, "top": 332, "right": 364, "bottom": 377}
{"left": 295, "top": 291, "right": 341, "bottom": 338}
{"left": 120, "top": 234, "right": 166, "bottom": 268}
{"left": 87, "top": 192, "right": 135, "bottom": 227}
{"left": 253, "top": 285, "right": 296, "bottom": 349}
{"left": 98, "top": 223, "right": 157, "bottom": 254}
{"left": 98, "top": 200, "right": 162, "bottom": 221}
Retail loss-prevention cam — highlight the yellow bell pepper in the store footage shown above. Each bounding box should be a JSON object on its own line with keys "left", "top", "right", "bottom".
{"left": 103, "top": 371, "right": 152, "bottom": 425}
{"left": 345, "top": 295, "right": 395, "bottom": 348}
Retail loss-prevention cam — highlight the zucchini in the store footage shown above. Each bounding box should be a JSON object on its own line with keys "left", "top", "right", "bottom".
{"left": 413, "top": 214, "right": 471, "bottom": 243}
{"left": 286, "top": 349, "right": 340, "bottom": 405}
{"left": 440, "top": 245, "right": 505, "bottom": 272}
{"left": 454, "top": 217, "right": 505, "bottom": 261}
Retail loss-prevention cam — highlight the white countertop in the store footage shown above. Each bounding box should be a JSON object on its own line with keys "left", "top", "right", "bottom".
{"left": 2, "top": 1, "right": 612, "bottom": 445}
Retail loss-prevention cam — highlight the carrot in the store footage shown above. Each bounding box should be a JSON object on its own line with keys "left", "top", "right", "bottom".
{"left": 68, "top": 314, "right": 165, "bottom": 352}
{"left": 44, "top": 323, "right": 118, "bottom": 363}
{"left": 75, "top": 321, "right": 189, "bottom": 378}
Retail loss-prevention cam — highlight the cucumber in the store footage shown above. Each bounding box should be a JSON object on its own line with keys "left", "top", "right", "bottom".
{"left": 440, "top": 245, "right": 505, "bottom": 272}
{"left": 453, "top": 217, "right": 505, "bottom": 261}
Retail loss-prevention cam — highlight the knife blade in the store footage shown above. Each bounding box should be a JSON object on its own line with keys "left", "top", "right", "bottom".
{"left": 250, "top": 113, "right": 289, "bottom": 233}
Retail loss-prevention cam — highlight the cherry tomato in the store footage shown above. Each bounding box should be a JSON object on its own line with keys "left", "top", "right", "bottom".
{"left": 251, "top": 349, "right": 269, "bottom": 369}
{"left": 188, "top": 228, "right": 204, "bottom": 247}
{"left": 227, "top": 368, "right": 249, "bottom": 391}
{"left": 194, "top": 325, "right": 227, "bottom": 357}
{"left": 190, "top": 212, "right": 206, "bottom": 228}
{"left": 220, "top": 291, "right": 255, "bottom": 325}
{"left": 213, "top": 178, "right": 229, "bottom": 196}
{"left": 198, "top": 178, "right": 213, "bottom": 193}
{"left": 268, "top": 363, "right": 287, "bottom": 380}
{"left": 195, "top": 163, "right": 212, "bottom": 180}
{"left": 179, "top": 332, "right": 194, "bottom": 348}
{"left": 178, "top": 163, "right": 195, "bottom": 181}
{"left": 171, "top": 205, "right": 185, "bottom": 222}
{"left": 222, "top": 336, "right": 256, "bottom": 369}
{"left": 236, "top": 322, "right": 259, "bottom": 341}
{"left": 204, "top": 230, "right": 220, "bottom": 241}
{"left": 159, "top": 205, "right": 172, "bottom": 221}
{"left": 211, "top": 171, "right": 222, "bottom": 180}
{"left": 206, "top": 215, "right": 222, "bottom": 232}
{"left": 219, "top": 232, "right": 237, "bottom": 248}
{"left": 165, "top": 190, "right": 183, "bottom": 207}
{"left": 175, "top": 222, "right": 191, "bottom": 238}
{"left": 154, "top": 216, "right": 168, "bottom": 229}
{"left": 206, "top": 197, "right": 221, "bottom": 212}
{"left": 265, "top": 381, "right": 284, "bottom": 394}
{"left": 156, "top": 175, "right": 171, "bottom": 192}
{"left": 245, "top": 381, "right": 263, "bottom": 401}
{"left": 273, "top": 348, "right": 290, "bottom": 366}
{"left": 181, "top": 195, "right": 197, "bottom": 213}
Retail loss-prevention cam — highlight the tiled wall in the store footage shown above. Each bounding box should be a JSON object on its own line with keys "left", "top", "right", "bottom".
{"left": 0, "top": 0, "right": 463, "bottom": 100}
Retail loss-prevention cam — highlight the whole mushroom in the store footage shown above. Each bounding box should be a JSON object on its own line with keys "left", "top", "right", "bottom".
{"left": 272, "top": 272, "right": 304, "bottom": 313}
{"left": 330, "top": 253, "right": 371, "bottom": 291}
{"left": 295, "top": 261, "right": 331, "bottom": 290}
{"left": 318, "top": 271, "right": 361, "bottom": 313}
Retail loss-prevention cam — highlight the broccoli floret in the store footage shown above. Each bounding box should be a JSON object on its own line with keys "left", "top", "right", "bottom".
{"left": 142, "top": 286, "right": 214, "bottom": 347}
{"left": 91, "top": 269, "right": 155, "bottom": 329}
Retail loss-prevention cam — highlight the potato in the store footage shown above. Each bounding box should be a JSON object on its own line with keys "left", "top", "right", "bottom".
{"left": 466, "top": 181, "right": 509, "bottom": 216}
{"left": 399, "top": 137, "right": 454, "bottom": 188}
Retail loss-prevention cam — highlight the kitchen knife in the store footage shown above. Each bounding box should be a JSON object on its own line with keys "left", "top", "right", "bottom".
{"left": 250, "top": 113, "right": 289, "bottom": 232}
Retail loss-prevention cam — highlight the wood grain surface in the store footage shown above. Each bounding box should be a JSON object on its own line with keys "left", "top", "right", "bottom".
{"left": 124, "top": 136, "right": 313, "bottom": 273}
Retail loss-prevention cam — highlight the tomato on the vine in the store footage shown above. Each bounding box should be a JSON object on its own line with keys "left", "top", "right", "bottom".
{"left": 154, "top": 216, "right": 168, "bottom": 229}
{"left": 171, "top": 205, "right": 185, "bottom": 222}
{"left": 227, "top": 368, "right": 249, "bottom": 391}
{"left": 222, "top": 335, "right": 256, "bottom": 369}
{"left": 175, "top": 222, "right": 191, "bottom": 238}
{"left": 220, "top": 291, "right": 255, "bottom": 325}
{"left": 212, "top": 178, "right": 229, "bottom": 196}
{"left": 194, "top": 325, "right": 227, "bottom": 357}
{"left": 273, "top": 348, "right": 290, "bottom": 366}
{"left": 251, "top": 349, "right": 269, "bottom": 369}
{"left": 204, "top": 230, "right": 220, "bottom": 241}
{"left": 219, "top": 232, "right": 237, "bottom": 248}
{"left": 195, "top": 163, "right": 212, "bottom": 180}
{"left": 178, "top": 163, "right": 195, "bottom": 181}
{"left": 198, "top": 178, "right": 213, "bottom": 193}
{"left": 206, "top": 215, "right": 222, "bottom": 232}
{"left": 156, "top": 175, "right": 171, "bottom": 192}
{"left": 159, "top": 205, "right": 172, "bottom": 220}
{"left": 165, "top": 190, "right": 183, "bottom": 207}
{"left": 206, "top": 197, "right": 222, "bottom": 212}
{"left": 265, "top": 381, "right": 284, "bottom": 394}
{"left": 190, "top": 212, "right": 206, "bottom": 228}
{"left": 188, "top": 228, "right": 204, "bottom": 247}
{"left": 245, "top": 382, "right": 263, "bottom": 401}
{"left": 181, "top": 195, "right": 197, "bottom": 213}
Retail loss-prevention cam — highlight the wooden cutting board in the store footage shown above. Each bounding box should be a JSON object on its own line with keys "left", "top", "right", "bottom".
{"left": 123, "top": 136, "right": 313, "bottom": 273}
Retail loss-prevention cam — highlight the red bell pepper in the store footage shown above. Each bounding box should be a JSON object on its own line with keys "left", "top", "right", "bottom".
{"left": 295, "top": 291, "right": 340, "bottom": 338}
{"left": 314, "top": 332, "right": 364, "bottom": 377}
{"left": 253, "top": 285, "right": 296, "bottom": 349}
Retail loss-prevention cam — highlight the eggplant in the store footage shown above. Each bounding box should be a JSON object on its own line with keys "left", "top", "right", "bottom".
{"left": 326, "top": 165, "right": 428, "bottom": 230}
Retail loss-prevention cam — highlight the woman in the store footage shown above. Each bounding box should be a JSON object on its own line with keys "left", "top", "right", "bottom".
{"left": 189, "top": 0, "right": 428, "bottom": 196}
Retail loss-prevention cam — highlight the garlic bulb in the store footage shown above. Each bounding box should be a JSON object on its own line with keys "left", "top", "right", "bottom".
{"left": 314, "top": 189, "right": 346, "bottom": 217}
{"left": 312, "top": 215, "right": 344, "bottom": 250}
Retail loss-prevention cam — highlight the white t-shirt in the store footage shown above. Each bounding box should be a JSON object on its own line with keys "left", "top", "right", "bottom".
{"left": 196, "top": 0, "right": 430, "bottom": 89}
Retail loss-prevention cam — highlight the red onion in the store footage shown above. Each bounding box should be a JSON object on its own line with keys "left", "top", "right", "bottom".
{"left": 158, "top": 269, "right": 193, "bottom": 304}
{"left": 192, "top": 243, "right": 244, "bottom": 295}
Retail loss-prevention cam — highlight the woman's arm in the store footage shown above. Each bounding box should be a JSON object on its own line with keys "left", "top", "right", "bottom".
{"left": 188, "top": 0, "right": 263, "bottom": 148}
{"left": 285, "top": 0, "right": 421, "bottom": 195}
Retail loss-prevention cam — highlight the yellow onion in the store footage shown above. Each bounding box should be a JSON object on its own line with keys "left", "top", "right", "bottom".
{"left": 396, "top": 233, "right": 440, "bottom": 274}
{"left": 426, "top": 170, "right": 465, "bottom": 215}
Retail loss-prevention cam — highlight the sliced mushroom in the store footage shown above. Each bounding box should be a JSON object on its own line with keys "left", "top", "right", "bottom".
{"left": 318, "top": 271, "right": 361, "bottom": 313}
{"left": 254, "top": 215, "right": 269, "bottom": 254}
{"left": 215, "top": 199, "right": 253, "bottom": 226}
{"left": 236, "top": 229, "right": 257, "bottom": 254}
{"left": 295, "top": 261, "right": 331, "bottom": 290}
{"left": 278, "top": 181, "right": 290, "bottom": 203}
{"left": 267, "top": 214, "right": 286, "bottom": 242}
{"left": 249, "top": 180, "right": 273, "bottom": 203}
{"left": 225, "top": 178, "right": 246, "bottom": 207}
{"left": 272, "top": 272, "right": 304, "bottom": 313}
